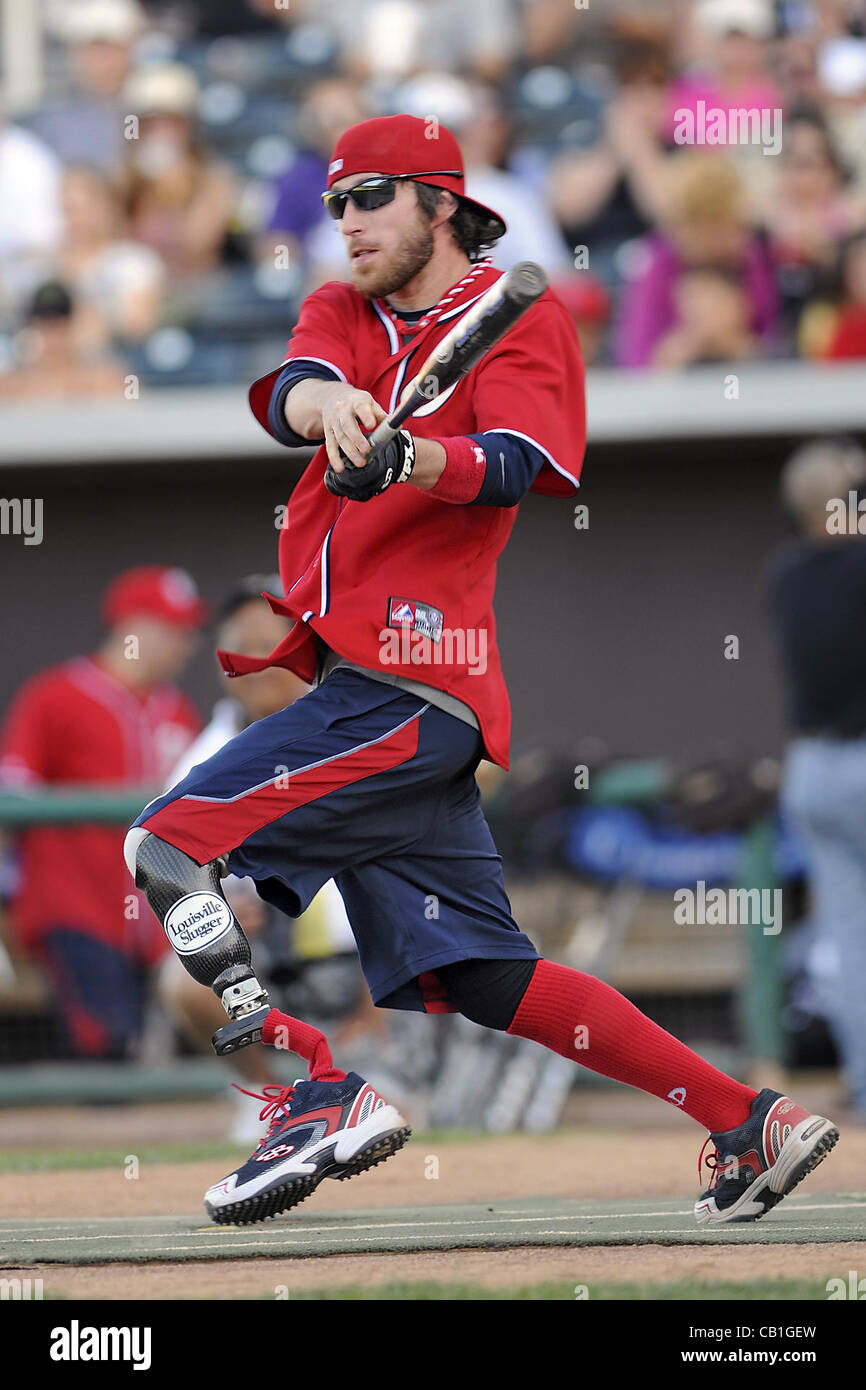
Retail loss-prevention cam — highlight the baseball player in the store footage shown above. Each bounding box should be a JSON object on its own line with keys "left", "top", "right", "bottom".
{"left": 124, "top": 116, "right": 838, "bottom": 1226}
{"left": 1, "top": 565, "right": 203, "bottom": 1057}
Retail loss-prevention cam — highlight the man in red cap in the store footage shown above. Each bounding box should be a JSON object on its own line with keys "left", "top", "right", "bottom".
{"left": 0, "top": 566, "right": 203, "bottom": 1057}
{"left": 127, "top": 116, "right": 838, "bottom": 1228}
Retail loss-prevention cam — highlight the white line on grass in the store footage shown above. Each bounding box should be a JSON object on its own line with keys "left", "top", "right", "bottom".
{"left": 1, "top": 1201, "right": 862, "bottom": 1250}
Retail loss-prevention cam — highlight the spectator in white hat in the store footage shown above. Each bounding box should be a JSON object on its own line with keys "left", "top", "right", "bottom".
{"left": 396, "top": 73, "right": 574, "bottom": 276}
{"left": 819, "top": 36, "right": 866, "bottom": 195}
{"left": 663, "top": 0, "right": 782, "bottom": 216}
{"left": 119, "top": 63, "right": 236, "bottom": 282}
{"left": 27, "top": 0, "right": 147, "bottom": 176}
{"left": 307, "top": 0, "right": 519, "bottom": 84}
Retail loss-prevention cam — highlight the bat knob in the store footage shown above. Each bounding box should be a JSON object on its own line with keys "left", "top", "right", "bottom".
{"left": 509, "top": 262, "right": 548, "bottom": 304}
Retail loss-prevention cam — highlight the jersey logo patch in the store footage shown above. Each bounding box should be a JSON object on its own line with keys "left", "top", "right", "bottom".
{"left": 390, "top": 600, "right": 415, "bottom": 625}
{"left": 387, "top": 598, "right": 443, "bottom": 643}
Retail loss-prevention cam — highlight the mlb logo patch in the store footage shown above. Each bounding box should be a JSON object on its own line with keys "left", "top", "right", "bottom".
{"left": 389, "top": 599, "right": 416, "bottom": 626}
{"left": 328, "top": 158, "right": 344, "bottom": 175}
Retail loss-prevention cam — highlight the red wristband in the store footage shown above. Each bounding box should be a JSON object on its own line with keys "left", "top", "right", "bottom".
{"left": 427, "top": 436, "right": 487, "bottom": 504}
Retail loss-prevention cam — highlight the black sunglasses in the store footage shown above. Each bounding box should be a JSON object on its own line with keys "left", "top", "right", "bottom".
{"left": 321, "top": 171, "right": 463, "bottom": 220}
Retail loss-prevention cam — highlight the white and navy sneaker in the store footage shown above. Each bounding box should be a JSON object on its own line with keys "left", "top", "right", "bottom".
{"left": 694, "top": 1088, "right": 839, "bottom": 1225}
{"left": 204, "top": 1073, "right": 410, "bottom": 1225}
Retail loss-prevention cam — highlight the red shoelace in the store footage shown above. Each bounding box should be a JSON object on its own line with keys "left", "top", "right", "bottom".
{"left": 698, "top": 1136, "right": 722, "bottom": 1187}
{"left": 234, "top": 1083, "right": 297, "bottom": 1147}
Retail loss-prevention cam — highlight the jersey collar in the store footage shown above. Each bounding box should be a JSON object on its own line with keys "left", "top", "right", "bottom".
{"left": 371, "top": 259, "right": 501, "bottom": 360}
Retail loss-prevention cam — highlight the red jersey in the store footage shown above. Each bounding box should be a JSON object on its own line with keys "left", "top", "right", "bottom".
{"left": 0, "top": 656, "right": 200, "bottom": 956}
{"left": 826, "top": 306, "right": 866, "bottom": 360}
{"left": 239, "top": 262, "right": 586, "bottom": 768}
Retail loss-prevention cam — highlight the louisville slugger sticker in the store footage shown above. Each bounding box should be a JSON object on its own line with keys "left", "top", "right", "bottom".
{"left": 164, "top": 892, "right": 234, "bottom": 955}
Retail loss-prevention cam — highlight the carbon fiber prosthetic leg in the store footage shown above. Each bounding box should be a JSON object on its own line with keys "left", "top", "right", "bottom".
{"left": 125, "top": 828, "right": 270, "bottom": 1055}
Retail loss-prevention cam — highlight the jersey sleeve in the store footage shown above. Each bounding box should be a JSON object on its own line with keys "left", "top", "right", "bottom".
{"left": 249, "top": 281, "right": 358, "bottom": 440}
{"left": 469, "top": 292, "right": 586, "bottom": 498}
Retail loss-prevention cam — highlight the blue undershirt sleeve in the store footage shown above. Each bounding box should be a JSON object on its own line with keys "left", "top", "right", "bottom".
{"left": 267, "top": 359, "right": 342, "bottom": 447}
{"left": 465, "top": 432, "right": 547, "bottom": 507}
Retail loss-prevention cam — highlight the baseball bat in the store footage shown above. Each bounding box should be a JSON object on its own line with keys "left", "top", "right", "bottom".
{"left": 365, "top": 261, "right": 548, "bottom": 454}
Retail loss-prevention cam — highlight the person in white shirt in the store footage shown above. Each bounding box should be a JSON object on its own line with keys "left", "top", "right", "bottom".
{"left": 0, "top": 119, "right": 63, "bottom": 320}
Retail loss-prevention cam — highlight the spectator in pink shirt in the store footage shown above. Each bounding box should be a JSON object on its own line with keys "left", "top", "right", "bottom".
{"left": 614, "top": 152, "right": 778, "bottom": 367}
{"left": 664, "top": 0, "right": 783, "bottom": 142}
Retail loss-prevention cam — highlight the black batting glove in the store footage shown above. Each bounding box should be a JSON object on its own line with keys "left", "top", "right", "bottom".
{"left": 324, "top": 429, "right": 416, "bottom": 503}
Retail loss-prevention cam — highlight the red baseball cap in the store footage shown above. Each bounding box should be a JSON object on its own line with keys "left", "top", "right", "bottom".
{"left": 326, "top": 114, "right": 507, "bottom": 238}
{"left": 102, "top": 565, "right": 209, "bottom": 629}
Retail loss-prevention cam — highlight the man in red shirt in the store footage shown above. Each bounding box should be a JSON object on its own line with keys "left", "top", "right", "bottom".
{"left": 1, "top": 565, "right": 204, "bottom": 1057}
{"left": 126, "top": 116, "right": 838, "bottom": 1227}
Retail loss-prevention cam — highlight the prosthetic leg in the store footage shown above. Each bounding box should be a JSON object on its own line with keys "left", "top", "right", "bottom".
{"left": 125, "top": 828, "right": 270, "bottom": 1055}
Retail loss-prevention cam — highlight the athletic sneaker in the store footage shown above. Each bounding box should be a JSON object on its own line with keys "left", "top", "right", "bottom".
{"left": 694, "top": 1088, "right": 839, "bottom": 1225}
{"left": 204, "top": 1072, "right": 411, "bottom": 1225}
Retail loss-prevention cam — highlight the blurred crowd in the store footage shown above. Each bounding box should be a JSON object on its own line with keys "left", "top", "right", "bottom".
{"left": 2, "top": 0, "right": 866, "bottom": 397}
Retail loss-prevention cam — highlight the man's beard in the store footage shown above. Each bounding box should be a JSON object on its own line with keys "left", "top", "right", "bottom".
{"left": 353, "top": 215, "right": 434, "bottom": 300}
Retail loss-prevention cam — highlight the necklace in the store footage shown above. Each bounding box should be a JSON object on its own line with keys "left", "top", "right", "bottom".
{"left": 380, "top": 257, "right": 493, "bottom": 335}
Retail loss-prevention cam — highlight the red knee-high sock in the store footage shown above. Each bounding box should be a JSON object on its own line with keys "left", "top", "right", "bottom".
{"left": 261, "top": 1008, "right": 346, "bottom": 1084}
{"left": 507, "top": 959, "right": 756, "bottom": 1132}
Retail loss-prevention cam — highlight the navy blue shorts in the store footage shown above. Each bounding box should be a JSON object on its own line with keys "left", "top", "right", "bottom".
{"left": 136, "top": 669, "right": 538, "bottom": 1011}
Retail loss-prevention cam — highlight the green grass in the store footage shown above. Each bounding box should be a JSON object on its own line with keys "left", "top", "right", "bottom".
{"left": 0, "top": 1140, "right": 242, "bottom": 1174}
{"left": 52, "top": 1280, "right": 833, "bottom": 1302}
{"left": 251, "top": 1279, "right": 832, "bottom": 1301}
{"left": 0, "top": 1128, "right": 499, "bottom": 1174}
